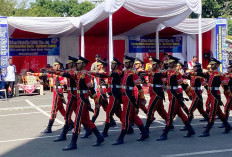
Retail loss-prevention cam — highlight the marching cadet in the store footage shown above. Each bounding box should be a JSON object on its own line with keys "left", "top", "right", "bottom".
{"left": 134, "top": 58, "right": 148, "bottom": 114}
{"left": 53, "top": 56, "right": 78, "bottom": 142}
{"left": 112, "top": 56, "right": 149, "bottom": 145}
{"left": 156, "top": 56, "right": 195, "bottom": 141}
{"left": 82, "top": 59, "right": 117, "bottom": 138}
{"left": 199, "top": 58, "right": 232, "bottom": 137}
{"left": 180, "top": 62, "right": 209, "bottom": 131}
{"left": 91, "top": 57, "right": 123, "bottom": 137}
{"left": 33, "top": 60, "right": 66, "bottom": 133}
{"left": 61, "top": 56, "right": 104, "bottom": 150}
{"left": 144, "top": 57, "right": 173, "bottom": 133}
{"left": 223, "top": 62, "right": 232, "bottom": 124}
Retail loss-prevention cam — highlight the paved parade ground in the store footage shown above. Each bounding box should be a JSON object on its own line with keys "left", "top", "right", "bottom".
{"left": 1, "top": 91, "right": 232, "bottom": 157}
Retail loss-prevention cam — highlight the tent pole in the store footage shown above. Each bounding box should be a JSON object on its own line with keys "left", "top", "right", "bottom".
{"left": 198, "top": 13, "right": 202, "bottom": 64}
{"left": 109, "top": 12, "right": 113, "bottom": 70}
{"left": 81, "top": 24, "right": 85, "bottom": 57}
{"left": 156, "top": 25, "right": 159, "bottom": 59}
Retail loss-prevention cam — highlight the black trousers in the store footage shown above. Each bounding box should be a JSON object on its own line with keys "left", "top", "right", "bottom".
{"left": 5, "top": 81, "right": 15, "bottom": 97}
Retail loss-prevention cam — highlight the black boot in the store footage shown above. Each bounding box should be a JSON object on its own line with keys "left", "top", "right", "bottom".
{"left": 63, "top": 133, "right": 78, "bottom": 151}
{"left": 102, "top": 123, "right": 110, "bottom": 137}
{"left": 81, "top": 125, "right": 93, "bottom": 138}
{"left": 112, "top": 129, "right": 126, "bottom": 145}
{"left": 222, "top": 119, "right": 232, "bottom": 133}
{"left": 92, "top": 127, "right": 104, "bottom": 146}
{"left": 68, "top": 120, "right": 74, "bottom": 131}
{"left": 126, "top": 125, "right": 134, "bottom": 134}
{"left": 183, "top": 121, "right": 195, "bottom": 138}
{"left": 44, "top": 119, "right": 54, "bottom": 133}
{"left": 169, "top": 123, "right": 175, "bottom": 130}
{"left": 156, "top": 125, "right": 169, "bottom": 141}
{"left": 137, "top": 125, "right": 149, "bottom": 141}
{"left": 109, "top": 117, "right": 117, "bottom": 127}
{"left": 199, "top": 123, "right": 213, "bottom": 137}
{"left": 53, "top": 124, "right": 69, "bottom": 142}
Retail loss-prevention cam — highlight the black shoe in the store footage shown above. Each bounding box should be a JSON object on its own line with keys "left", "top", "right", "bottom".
{"left": 112, "top": 129, "right": 126, "bottom": 145}
{"left": 62, "top": 133, "right": 78, "bottom": 151}
{"left": 156, "top": 126, "right": 169, "bottom": 141}
{"left": 92, "top": 127, "right": 104, "bottom": 146}
{"left": 200, "top": 118, "right": 207, "bottom": 122}
{"left": 199, "top": 123, "right": 212, "bottom": 137}
{"left": 44, "top": 119, "right": 54, "bottom": 133}
{"left": 199, "top": 132, "right": 210, "bottom": 137}
{"left": 137, "top": 125, "right": 149, "bottom": 141}
{"left": 223, "top": 121, "right": 232, "bottom": 133}
{"left": 183, "top": 121, "right": 195, "bottom": 138}
{"left": 53, "top": 124, "right": 69, "bottom": 142}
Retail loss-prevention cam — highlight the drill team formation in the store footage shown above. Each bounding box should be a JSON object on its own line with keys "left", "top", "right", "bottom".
{"left": 29, "top": 55, "right": 232, "bottom": 151}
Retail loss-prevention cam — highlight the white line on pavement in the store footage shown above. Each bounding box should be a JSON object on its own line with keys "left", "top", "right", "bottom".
{"left": 139, "top": 114, "right": 166, "bottom": 125}
{"left": 0, "top": 111, "right": 50, "bottom": 117}
{"left": 25, "top": 99, "right": 64, "bottom": 125}
{"left": 0, "top": 105, "right": 50, "bottom": 111}
{"left": 163, "top": 149, "right": 232, "bottom": 157}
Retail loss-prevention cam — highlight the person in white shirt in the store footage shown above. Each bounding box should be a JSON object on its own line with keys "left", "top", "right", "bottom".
{"left": 188, "top": 56, "right": 198, "bottom": 70}
{"left": 5, "top": 58, "right": 16, "bottom": 98}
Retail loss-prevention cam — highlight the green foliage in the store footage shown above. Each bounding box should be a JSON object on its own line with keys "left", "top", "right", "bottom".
{"left": 0, "top": 0, "right": 95, "bottom": 17}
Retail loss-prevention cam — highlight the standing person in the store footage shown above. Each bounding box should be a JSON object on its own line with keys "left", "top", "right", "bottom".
{"left": 156, "top": 56, "right": 195, "bottom": 141}
{"left": 33, "top": 61, "right": 66, "bottom": 133}
{"left": 91, "top": 54, "right": 101, "bottom": 72}
{"left": 188, "top": 56, "right": 198, "bottom": 70}
{"left": 53, "top": 56, "right": 78, "bottom": 142}
{"left": 5, "top": 58, "right": 16, "bottom": 98}
{"left": 63, "top": 56, "right": 104, "bottom": 151}
{"left": 199, "top": 58, "right": 232, "bottom": 137}
{"left": 134, "top": 58, "right": 148, "bottom": 114}
{"left": 112, "top": 56, "right": 149, "bottom": 145}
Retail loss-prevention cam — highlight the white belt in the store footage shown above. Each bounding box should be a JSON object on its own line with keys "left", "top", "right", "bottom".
{"left": 54, "top": 86, "right": 64, "bottom": 89}
{"left": 122, "top": 86, "right": 134, "bottom": 90}
{"left": 68, "top": 87, "right": 77, "bottom": 90}
{"left": 192, "top": 87, "right": 201, "bottom": 90}
{"left": 77, "top": 90, "right": 88, "bottom": 94}
{"left": 167, "top": 86, "right": 179, "bottom": 90}
{"left": 101, "top": 85, "right": 107, "bottom": 89}
{"left": 151, "top": 84, "right": 163, "bottom": 88}
{"left": 110, "top": 85, "right": 121, "bottom": 88}
{"left": 210, "top": 87, "right": 219, "bottom": 90}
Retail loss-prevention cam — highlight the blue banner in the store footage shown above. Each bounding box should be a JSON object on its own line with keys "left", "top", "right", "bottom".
{"left": 129, "top": 36, "right": 182, "bottom": 53}
{"left": 9, "top": 38, "right": 60, "bottom": 56}
{"left": 215, "top": 18, "right": 227, "bottom": 73}
{"left": 0, "top": 17, "right": 9, "bottom": 78}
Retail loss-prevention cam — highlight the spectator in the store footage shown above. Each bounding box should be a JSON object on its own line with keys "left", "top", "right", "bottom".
{"left": 5, "top": 58, "right": 17, "bottom": 98}
{"left": 188, "top": 56, "right": 198, "bottom": 70}
{"left": 91, "top": 54, "right": 101, "bottom": 72}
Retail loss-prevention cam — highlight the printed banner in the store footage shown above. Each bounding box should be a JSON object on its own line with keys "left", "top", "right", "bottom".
{"left": 129, "top": 36, "right": 182, "bottom": 53}
{"left": 0, "top": 17, "right": 9, "bottom": 78}
{"left": 9, "top": 38, "right": 60, "bottom": 56}
{"left": 215, "top": 18, "right": 227, "bottom": 73}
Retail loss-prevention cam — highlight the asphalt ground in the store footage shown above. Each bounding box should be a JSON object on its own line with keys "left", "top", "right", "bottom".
{"left": 1, "top": 90, "right": 232, "bottom": 157}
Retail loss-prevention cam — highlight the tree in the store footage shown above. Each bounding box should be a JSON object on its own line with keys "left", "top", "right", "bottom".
{"left": 0, "top": 0, "right": 17, "bottom": 16}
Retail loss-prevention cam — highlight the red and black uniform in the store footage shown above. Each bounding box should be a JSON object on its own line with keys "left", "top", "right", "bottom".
{"left": 186, "top": 74, "right": 209, "bottom": 122}
{"left": 53, "top": 69, "right": 77, "bottom": 141}
{"left": 205, "top": 71, "right": 212, "bottom": 115}
{"left": 101, "top": 70, "right": 123, "bottom": 137}
{"left": 199, "top": 70, "right": 232, "bottom": 137}
{"left": 157, "top": 68, "right": 195, "bottom": 141}
{"left": 34, "top": 72, "right": 66, "bottom": 133}
{"left": 224, "top": 73, "right": 232, "bottom": 120}
{"left": 144, "top": 70, "right": 168, "bottom": 132}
